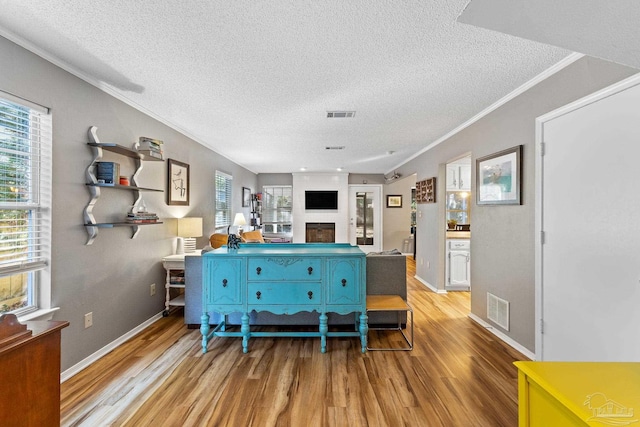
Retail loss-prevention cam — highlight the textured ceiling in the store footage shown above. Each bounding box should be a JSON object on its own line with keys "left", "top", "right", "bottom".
{"left": 459, "top": 0, "right": 640, "bottom": 70}
{"left": 0, "top": 1, "right": 570, "bottom": 174}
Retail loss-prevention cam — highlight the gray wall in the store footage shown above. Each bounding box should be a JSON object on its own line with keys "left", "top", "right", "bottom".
{"left": 394, "top": 56, "right": 637, "bottom": 352}
{"left": 0, "top": 36, "right": 257, "bottom": 370}
{"left": 383, "top": 174, "right": 416, "bottom": 252}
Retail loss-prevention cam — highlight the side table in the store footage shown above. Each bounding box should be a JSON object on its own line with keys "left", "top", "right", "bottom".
{"left": 162, "top": 250, "right": 201, "bottom": 316}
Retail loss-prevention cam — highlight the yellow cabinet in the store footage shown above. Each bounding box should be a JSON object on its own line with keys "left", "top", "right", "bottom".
{"left": 515, "top": 361, "right": 640, "bottom": 426}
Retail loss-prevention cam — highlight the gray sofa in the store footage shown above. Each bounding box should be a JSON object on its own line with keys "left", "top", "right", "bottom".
{"left": 184, "top": 250, "right": 406, "bottom": 327}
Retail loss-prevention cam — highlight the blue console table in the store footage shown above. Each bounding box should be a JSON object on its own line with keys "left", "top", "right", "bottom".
{"left": 201, "top": 243, "right": 368, "bottom": 353}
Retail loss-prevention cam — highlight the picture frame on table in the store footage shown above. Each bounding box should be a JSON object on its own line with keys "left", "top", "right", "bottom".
{"left": 476, "top": 145, "right": 522, "bottom": 205}
{"left": 167, "top": 159, "right": 189, "bottom": 206}
{"left": 242, "top": 187, "right": 251, "bottom": 207}
{"left": 386, "top": 195, "right": 403, "bottom": 208}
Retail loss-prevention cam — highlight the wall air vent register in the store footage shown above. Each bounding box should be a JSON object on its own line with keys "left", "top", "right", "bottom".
{"left": 326, "top": 111, "right": 355, "bottom": 118}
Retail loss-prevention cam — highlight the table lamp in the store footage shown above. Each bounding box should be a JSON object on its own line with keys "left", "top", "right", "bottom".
{"left": 232, "top": 213, "right": 247, "bottom": 235}
{"left": 177, "top": 217, "right": 203, "bottom": 254}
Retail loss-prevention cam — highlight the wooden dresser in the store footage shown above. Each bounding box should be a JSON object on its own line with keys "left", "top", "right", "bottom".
{"left": 515, "top": 361, "right": 640, "bottom": 426}
{"left": 201, "top": 243, "right": 367, "bottom": 354}
{"left": 0, "top": 314, "right": 69, "bottom": 426}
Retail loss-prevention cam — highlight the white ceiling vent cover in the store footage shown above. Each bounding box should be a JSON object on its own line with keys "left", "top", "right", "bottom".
{"left": 327, "top": 111, "right": 355, "bottom": 118}
{"left": 487, "top": 293, "right": 509, "bottom": 331}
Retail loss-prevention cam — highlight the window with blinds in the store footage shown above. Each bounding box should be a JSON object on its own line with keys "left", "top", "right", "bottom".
{"left": 215, "top": 171, "right": 232, "bottom": 229}
{"left": 0, "top": 92, "right": 52, "bottom": 315}
{"left": 261, "top": 185, "right": 292, "bottom": 236}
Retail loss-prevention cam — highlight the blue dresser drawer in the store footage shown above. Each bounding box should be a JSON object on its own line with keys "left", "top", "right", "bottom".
{"left": 247, "top": 257, "right": 322, "bottom": 281}
{"left": 248, "top": 282, "right": 322, "bottom": 305}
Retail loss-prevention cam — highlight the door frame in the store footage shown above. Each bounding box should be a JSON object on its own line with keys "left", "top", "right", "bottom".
{"left": 535, "top": 73, "right": 640, "bottom": 360}
{"left": 348, "top": 185, "right": 383, "bottom": 253}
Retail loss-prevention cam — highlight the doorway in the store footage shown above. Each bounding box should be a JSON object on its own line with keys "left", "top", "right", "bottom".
{"left": 348, "top": 185, "right": 382, "bottom": 253}
{"left": 445, "top": 155, "right": 471, "bottom": 291}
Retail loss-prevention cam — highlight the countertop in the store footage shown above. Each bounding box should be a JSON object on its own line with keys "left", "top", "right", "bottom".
{"left": 446, "top": 231, "right": 471, "bottom": 239}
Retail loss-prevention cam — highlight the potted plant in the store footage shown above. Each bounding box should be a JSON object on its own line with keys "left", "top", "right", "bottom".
{"left": 447, "top": 219, "right": 458, "bottom": 230}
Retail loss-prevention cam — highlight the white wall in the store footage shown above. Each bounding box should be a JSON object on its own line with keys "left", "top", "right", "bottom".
{"left": 292, "top": 173, "right": 349, "bottom": 243}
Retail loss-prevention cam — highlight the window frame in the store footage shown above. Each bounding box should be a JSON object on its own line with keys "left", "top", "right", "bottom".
{"left": 0, "top": 91, "right": 52, "bottom": 318}
{"left": 214, "top": 170, "right": 233, "bottom": 231}
{"left": 261, "top": 185, "right": 293, "bottom": 236}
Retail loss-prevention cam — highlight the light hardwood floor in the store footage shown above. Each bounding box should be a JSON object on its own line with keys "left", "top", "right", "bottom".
{"left": 60, "top": 257, "right": 527, "bottom": 426}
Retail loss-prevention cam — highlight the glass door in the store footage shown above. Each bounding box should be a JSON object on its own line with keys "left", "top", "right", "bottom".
{"left": 348, "top": 185, "right": 382, "bottom": 253}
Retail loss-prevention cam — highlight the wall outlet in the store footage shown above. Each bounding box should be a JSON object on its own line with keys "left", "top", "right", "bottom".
{"left": 150, "top": 283, "right": 156, "bottom": 296}
{"left": 84, "top": 312, "right": 93, "bottom": 329}
{"left": 420, "top": 258, "right": 424, "bottom": 266}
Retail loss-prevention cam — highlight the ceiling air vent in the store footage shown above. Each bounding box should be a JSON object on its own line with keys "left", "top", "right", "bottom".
{"left": 327, "top": 111, "right": 355, "bottom": 118}
{"left": 325, "top": 146, "right": 345, "bottom": 150}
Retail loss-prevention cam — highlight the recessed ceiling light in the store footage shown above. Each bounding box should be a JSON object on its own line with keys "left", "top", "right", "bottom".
{"left": 337, "top": 167, "right": 343, "bottom": 172}
{"left": 300, "top": 167, "right": 307, "bottom": 171}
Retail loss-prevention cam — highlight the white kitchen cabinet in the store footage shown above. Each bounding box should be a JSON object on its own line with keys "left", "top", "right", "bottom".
{"left": 446, "top": 164, "right": 471, "bottom": 191}
{"left": 446, "top": 239, "right": 470, "bottom": 290}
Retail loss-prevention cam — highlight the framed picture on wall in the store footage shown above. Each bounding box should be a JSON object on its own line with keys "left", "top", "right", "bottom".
{"left": 167, "top": 159, "right": 190, "bottom": 206}
{"left": 242, "top": 187, "right": 251, "bottom": 207}
{"left": 386, "top": 195, "right": 402, "bottom": 208}
{"left": 476, "top": 145, "right": 522, "bottom": 205}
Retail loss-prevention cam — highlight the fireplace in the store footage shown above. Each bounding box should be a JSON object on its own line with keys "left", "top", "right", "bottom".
{"left": 306, "top": 223, "right": 335, "bottom": 243}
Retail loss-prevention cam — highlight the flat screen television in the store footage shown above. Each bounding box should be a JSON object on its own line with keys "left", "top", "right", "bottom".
{"left": 305, "top": 190, "right": 338, "bottom": 210}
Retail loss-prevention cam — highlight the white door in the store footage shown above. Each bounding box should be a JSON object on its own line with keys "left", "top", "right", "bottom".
{"left": 348, "top": 185, "right": 382, "bottom": 253}
{"left": 538, "top": 77, "right": 640, "bottom": 361}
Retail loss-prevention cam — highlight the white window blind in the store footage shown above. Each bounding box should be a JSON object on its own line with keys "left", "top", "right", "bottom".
{"left": 0, "top": 92, "right": 52, "bottom": 315}
{"left": 262, "top": 185, "right": 292, "bottom": 235}
{"left": 215, "top": 171, "right": 232, "bottom": 229}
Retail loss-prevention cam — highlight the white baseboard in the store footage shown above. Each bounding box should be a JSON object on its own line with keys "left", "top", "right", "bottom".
{"left": 61, "top": 312, "right": 164, "bottom": 383}
{"left": 414, "top": 275, "right": 447, "bottom": 294}
{"left": 468, "top": 313, "right": 535, "bottom": 360}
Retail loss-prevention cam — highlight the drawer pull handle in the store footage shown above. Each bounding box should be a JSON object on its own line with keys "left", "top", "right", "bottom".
{"left": 341, "top": 278, "right": 347, "bottom": 287}
{"left": 222, "top": 279, "right": 228, "bottom": 287}
{"left": 308, "top": 266, "right": 313, "bottom": 275}
{"left": 256, "top": 267, "right": 262, "bottom": 275}
{"left": 308, "top": 291, "right": 313, "bottom": 299}
{"left": 256, "top": 291, "right": 261, "bottom": 300}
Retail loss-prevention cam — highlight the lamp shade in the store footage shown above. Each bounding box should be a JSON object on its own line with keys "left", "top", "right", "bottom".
{"left": 233, "top": 213, "right": 247, "bottom": 227}
{"left": 177, "top": 217, "right": 203, "bottom": 238}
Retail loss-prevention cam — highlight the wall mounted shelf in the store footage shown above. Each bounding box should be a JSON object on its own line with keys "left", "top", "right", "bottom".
{"left": 83, "top": 126, "right": 163, "bottom": 245}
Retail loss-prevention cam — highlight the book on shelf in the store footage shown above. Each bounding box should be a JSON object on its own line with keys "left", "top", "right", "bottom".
{"left": 138, "top": 137, "right": 164, "bottom": 153}
{"left": 137, "top": 149, "right": 164, "bottom": 160}
{"left": 96, "top": 161, "right": 120, "bottom": 184}
{"left": 126, "top": 211, "right": 159, "bottom": 223}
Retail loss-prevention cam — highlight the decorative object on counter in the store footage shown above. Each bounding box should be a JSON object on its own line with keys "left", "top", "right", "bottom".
{"left": 227, "top": 234, "right": 241, "bottom": 249}
{"left": 477, "top": 145, "right": 522, "bottom": 205}
{"left": 447, "top": 219, "right": 458, "bottom": 230}
{"left": 119, "top": 176, "right": 129, "bottom": 186}
{"left": 232, "top": 212, "right": 247, "bottom": 235}
{"left": 416, "top": 177, "right": 436, "bottom": 203}
{"left": 386, "top": 195, "right": 402, "bottom": 208}
{"left": 242, "top": 187, "right": 251, "bottom": 207}
{"left": 167, "top": 158, "right": 190, "bottom": 206}
{"left": 176, "top": 217, "right": 203, "bottom": 254}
